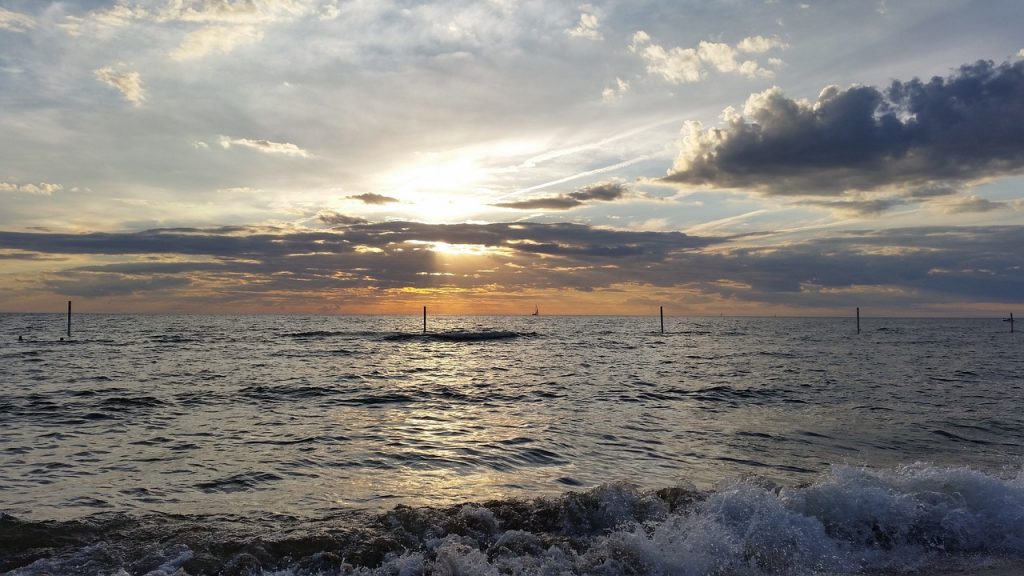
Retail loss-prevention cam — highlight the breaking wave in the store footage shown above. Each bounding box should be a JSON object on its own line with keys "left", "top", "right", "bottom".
{"left": 4, "top": 464, "right": 1023, "bottom": 575}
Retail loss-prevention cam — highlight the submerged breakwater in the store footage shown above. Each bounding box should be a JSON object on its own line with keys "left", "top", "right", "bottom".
{"left": 1, "top": 314, "right": 1022, "bottom": 574}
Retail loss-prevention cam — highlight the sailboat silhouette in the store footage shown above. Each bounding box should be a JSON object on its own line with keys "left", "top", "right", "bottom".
{"left": 532, "top": 305, "right": 539, "bottom": 316}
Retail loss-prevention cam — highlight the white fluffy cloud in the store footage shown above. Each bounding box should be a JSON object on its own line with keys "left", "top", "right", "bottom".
{"left": 737, "top": 35, "right": 789, "bottom": 54}
{"left": 0, "top": 7, "right": 36, "bottom": 32}
{"left": 171, "top": 24, "right": 263, "bottom": 60}
{"left": 218, "top": 136, "right": 311, "bottom": 157}
{"left": 158, "top": 0, "right": 308, "bottom": 24}
{"left": 601, "top": 77, "right": 630, "bottom": 102}
{"left": 630, "top": 32, "right": 785, "bottom": 83}
{"left": 567, "top": 5, "right": 602, "bottom": 40}
{"left": 629, "top": 31, "right": 702, "bottom": 83}
{"left": 0, "top": 182, "right": 63, "bottom": 195}
{"left": 63, "top": 0, "right": 314, "bottom": 57}
{"left": 94, "top": 68, "right": 146, "bottom": 106}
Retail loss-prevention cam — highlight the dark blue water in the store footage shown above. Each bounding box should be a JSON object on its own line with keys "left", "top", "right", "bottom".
{"left": 0, "top": 314, "right": 1021, "bottom": 575}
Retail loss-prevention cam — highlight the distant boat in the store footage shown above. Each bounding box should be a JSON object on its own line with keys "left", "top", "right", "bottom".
{"left": 532, "top": 305, "right": 539, "bottom": 316}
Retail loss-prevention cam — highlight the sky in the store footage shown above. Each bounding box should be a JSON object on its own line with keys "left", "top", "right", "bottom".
{"left": 1, "top": 0, "right": 1022, "bottom": 316}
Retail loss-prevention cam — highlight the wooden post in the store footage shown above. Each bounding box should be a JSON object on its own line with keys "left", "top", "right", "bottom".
{"left": 67, "top": 301, "right": 71, "bottom": 338}
{"left": 660, "top": 306, "right": 664, "bottom": 334}
{"left": 423, "top": 306, "right": 427, "bottom": 333}
{"left": 856, "top": 307, "right": 860, "bottom": 334}
{"left": 1011, "top": 313, "right": 1015, "bottom": 333}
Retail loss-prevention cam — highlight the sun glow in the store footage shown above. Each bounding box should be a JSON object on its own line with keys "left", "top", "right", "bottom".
{"left": 405, "top": 240, "right": 502, "bottom": 257}
{"left": 374, "top": 139, "right": 548, "bottom": 222}
{"left": 428, "top": 242, "right": 495, "bottom": 256}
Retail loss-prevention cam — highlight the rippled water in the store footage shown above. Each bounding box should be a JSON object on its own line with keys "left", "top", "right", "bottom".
{"left": 1, "top": 314, "right": 1022, "bottom": 575}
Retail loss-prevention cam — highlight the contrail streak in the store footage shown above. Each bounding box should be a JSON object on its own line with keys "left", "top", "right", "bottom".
{"left": 494, "top": 156, "right": 652, "bottom": 201}
{"left": 518, "top": 116, "right": 686, "bottom": 168}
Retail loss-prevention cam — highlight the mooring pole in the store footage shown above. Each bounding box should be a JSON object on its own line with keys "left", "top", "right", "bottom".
{"left": 67, "top": 301, "right": 71, "bottom": 338}
{"left": 856, "top": 307, "right": 860, "bottom": 334}
{"left": 1011, "top": 313, "right": 1015, "bottom": 333}
{"left": 660, "top": 306, "right": 664, "bottom": 334}
{"left": 423, "top": 306, "right": 427, "bottom": 333}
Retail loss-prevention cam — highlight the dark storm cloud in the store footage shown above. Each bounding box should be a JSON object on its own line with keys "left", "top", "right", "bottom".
{"left": 805, "top": 197, "right": 906, "bottom": 216}
{"left": 0, "top": 221, "right": 711, "bottom": 260}
{"left": 4, "top": 222, "right": 1023, "bottom": 306}
{"left": 494, "top": 182, "right": 628, "bottom": 211}
{"left": 0, "top": 229, "right": 359, "bottom": 258}
{"left": 0, "top": 221, "right": 715, "bottom": 296}
{"left": 318, "top": 211, "right": 369, "bottom": 227}
{"left": 493, "top": 197, "right": 584, "bottom": 210}
{"left": 665, "top": 60, "right": 1024, "bottom": 197}
{"left": 678, "top": 226, "right": 1024, "bottom": 303}
{"left": 43, "top": 272, "right": 192, "bottom": 297}
{"left": 348, "top": 193, "right": 400, "bottom": 205}
{"left": 568, "top": 182, "right": 628, "bottom": 202}
{"left": 0, "top": 251, "right": 66, "bottom": 260}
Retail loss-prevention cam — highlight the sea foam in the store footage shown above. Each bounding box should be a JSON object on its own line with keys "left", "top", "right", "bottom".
{"left": 8, "top": 464, "right": 1022, "bottom": 575}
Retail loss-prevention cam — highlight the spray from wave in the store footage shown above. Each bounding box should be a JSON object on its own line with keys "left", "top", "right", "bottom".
{"left": 4, "top": 464, "right": 1023, "bottom": 575}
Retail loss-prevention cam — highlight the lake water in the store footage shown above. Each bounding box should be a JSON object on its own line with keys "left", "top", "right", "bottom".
{"left": 1, "top": 314, "right": 1022, "bottom": 575}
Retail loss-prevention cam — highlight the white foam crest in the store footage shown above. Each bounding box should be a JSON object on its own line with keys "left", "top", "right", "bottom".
{"left": 348, "top": 466, "right": 1024, "bottom": 576}
{"left": 784, "top": 463, "right": 1024, "bottom": 561}
{"left": 7, "top": 465, "right": 1023, "bottom": 575}
{"left": 558, "top": 480, "right": 670, "bottom": 534}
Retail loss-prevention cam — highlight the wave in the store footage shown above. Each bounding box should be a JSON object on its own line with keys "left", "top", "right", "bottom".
{"left": 3, "top": 464, "right": 1023, "bottom": 575}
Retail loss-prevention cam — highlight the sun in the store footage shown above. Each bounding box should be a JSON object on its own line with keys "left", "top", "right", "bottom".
{"left": 372, "top": 139, "right": 546, "bottom": 222}
{"left": 388, "top": 156, "right": 487, "bottom": 194}
{"left": 374, "top": 156, "right": 493, "bottom": 222}
{"left": 427, "top": 242, "right": 495, "bottom": 256}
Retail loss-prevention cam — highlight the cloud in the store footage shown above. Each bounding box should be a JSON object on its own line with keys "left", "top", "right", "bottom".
{"left": 602, "top": 77, "right": 630, "bottom": 103}
{"left": 0, "top": 182, "right": 63, "bottom": 196}
{"left": 319, "top": 0, "right": 341, "bottom": 20}
{"left": 665, "top": 60, "right": 1024, "bottom": 201}
{"left": 2, "top": 223, "right": 1022, "bottom": 309}
{"left": 318, "top": 211, "right": 369, "bottom": 227}
{"left": 494, "top": 182, "right": 628, "bottom": 210}
{"left": 806, "top": 197, "right": 905, "bottom": 216}
{"left": 171, "top": 25, "right": 263, "bottom": 60}
{"left": 493, "top": 197, "right": 584, "bottom": 210}
{"left": 94, "top": 67, "right": 146, "bottom": 106}
{"left": 0, "top": 223, "right": 715, "bottom": 297}
{"left": 737, "top": 35, "right": 789, "bottom": 54}
{"left": 0, "top": 7, "right": 35, "bottom": 32}
{"left": 0, "top": 221, "right": 711, "bottom": 261}
{"left": 63, "top": 0, "right": 308, "bottom": 58}
{"left": 44, "top": 272, "right": 192, "bottom": 298}
{"left": 218, "top": 136, "right": 310, "bottom": 157}
{"left": 629, "top": 31, "right": 701, "bottom": 83}
{"left": 61, "top": 3, "right": 149, "bottom": 35}
{"left": 906, "top": 184, "right": 960, "bottom": 199}
{"left": 567, "top": 6, "right": 602, "bottom": 40}
{"left": 629, "top": 31, "right": 785, "bottom": 83}
{"left": 158, "top": 0, "right": 308, "bottom": 24}
{"left": 938, "top": 195, "right": 1008, "bottom": 214}
{"left": 0, "top": 252, "right": 66, "bottom": 261}
{"left": 348, "top": 193, "right": 399, "bottom": 205}
{"left": 569, "top": 181, "right": 628, "bottom": 202}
